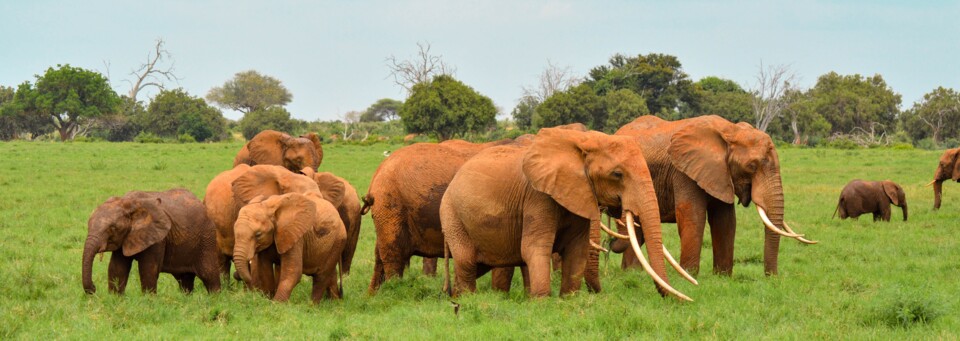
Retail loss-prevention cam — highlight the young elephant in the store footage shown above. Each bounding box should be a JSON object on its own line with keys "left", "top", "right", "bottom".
{"left": 232, "top": 192, "right": 346, "bottom": 302}
{"left": 931, "top": 147, "right": 960, "bottom": 209}
{"left": 834, "top": 180, "right": 908, "bottom": 222}
{"left": 82, "top": 189, "right": 221, "bottom": 294}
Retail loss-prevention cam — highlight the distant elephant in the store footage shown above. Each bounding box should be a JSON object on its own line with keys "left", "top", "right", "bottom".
{"left": 441, "top": 127, "right": 689, "bottom": 300}
{"left": 233, "top": 192, "right": 346, "bottom": 302}
{"left": 611, "top": 115, "right": 814, "bottom": 277}
{"left": 835, "top": 180, "right": 907, "bottom": 221}
{"left": 203, "top": 164, "right": 343, "bottom": 280}
{"left": 82, "top": 189, "right": 221, "bottom": 295}
{"left": 932, "top": 147, "right": 960, "bottom": 209}
{"left": 301, "top": 168, "right": 362, "bottom": 274}
{"left": 363, "top": 138, "right": 517, "bottom": 294}
{"left": 234, "top": 130, "right": 324, "bottom": 172}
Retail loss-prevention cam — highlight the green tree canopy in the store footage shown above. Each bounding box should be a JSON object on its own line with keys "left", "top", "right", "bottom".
{"left": 584, "top": 53, "right": 700, "bottom": 116}
{"left": 398, "top": 74, "right": 497, "bottom": 141}
{"left": 901, "top": 87, "right": 960, "bottom": 146}
{"left": 684, "top": 76, "right": 753, "bottom": 123}
{"left": 11, "top": 64, "right": 119, "bottom": 141}
{"left": 361, "top": 98, "right": 403, "bottom": 122}
{"left": 808, "top": 72, "right": 901, "bottom": 136}
{"left": 240, "top": 106, "right": 294, "bottom": 140}
{"left": 142, "top": 88, "right": 226, "bottom": 141}
{"left": 533, "top": 84, "right": 602, "bottom": 130}
{"left": 206, "top": 70, "right": 292, "bottom": 114}
{"left": 511, "top": 95, "right": 539, "bottom": 130}
{"left": 603, "top": 89, "right": 649, "bottom": 132}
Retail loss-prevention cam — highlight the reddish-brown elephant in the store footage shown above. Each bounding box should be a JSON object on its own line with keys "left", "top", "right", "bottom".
{"left": 302, "top": 169, "right": 362, "bottom": 274}
{"left": 234, "top": 130, "right": 324, "bottom": 172}
{"left": 834, "top": 180, "right": 907, "bottom": 221}
{"left": 931, "top": 147, "right": 960, "bottom": 209}
{"left": 82, "top": 189, "right": 221, "bottom": 295}
{"left": 441, "top": 127, "right": 691, "bottom": 300}
{"left": 612, "top": 115, "right": 814, "bottom": 277}
{"left": 233, "top": 192, "right": 346, "bottom": 302}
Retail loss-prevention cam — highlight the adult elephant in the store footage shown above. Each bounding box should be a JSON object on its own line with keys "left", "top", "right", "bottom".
{"left": 302, "top": 169, "right": 362, "bottom": 274}
{"left": 233, "top": 192, "right": 346, "bottom": 302}
{"left": 234, "top": 130, "right": 324, "bottom": 172}
{"left": 612, "top": 115, "right": 814, "bottom": 277}
{"left": 363, "top": 138, "right": 517, "bottom": 294}
{"left": 931, "top": 147, "right": 960, "bottom": 209}
{"left": 441, "top": 127, "right": 690, "bottom": 300}
{"left": 204, "top": 164, "right": 343, "bottom": 280}
{"left": 82, "top": 189, "right": 220, "bottom": 294}
{"left": 834, "top": 180, "right": 907, "bottom": 221}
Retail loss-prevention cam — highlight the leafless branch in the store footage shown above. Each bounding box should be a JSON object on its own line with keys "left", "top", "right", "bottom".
{"left": 386, "top": 42, "right": 455, "bottom": 95}
{"left": 521, "top": 60, "right": 580, "bottom": 102}
{"left": 127, "top": 38, "right": 180, "bottom": 101}
{"left": 751, "top": 61, "right": 798, "bottom": 132}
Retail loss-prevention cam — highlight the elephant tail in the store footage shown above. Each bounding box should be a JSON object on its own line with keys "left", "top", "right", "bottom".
{"left": 337, "top": 257, "right": 344, "bottom": 299}
{"left": 360, "top": 194, "right": 373, "bottom": 216}
{"left": 443, "top": 240, "right": 452, "bottom": 297}
{"left": 833, "top": 197, "right": 843, "bottom": 219}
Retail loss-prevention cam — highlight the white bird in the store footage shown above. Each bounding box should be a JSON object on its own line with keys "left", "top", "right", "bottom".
{"left": 383, "top": 151, "right": 391, "bottom": 157}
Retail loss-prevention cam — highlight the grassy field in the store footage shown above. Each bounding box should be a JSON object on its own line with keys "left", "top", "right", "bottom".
{"left": 0, "top": 141, "right": 957, "bottom": 339}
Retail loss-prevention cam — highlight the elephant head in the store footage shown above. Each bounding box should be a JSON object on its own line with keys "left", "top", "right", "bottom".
{"left": 880, "top": 180, "right": 908, "bottom": 221}
{"left": 231, "top": 165, "right": 342, "bottom": 206}
{"left": 523, "top": 127, "right": 687, "bottom": 299}
{"left": 666, "top": 116, "right": 812, "bottom": 274}
{"left": 232, "top": 193, "right": 317, "bottom": 286}
{"left": 932, "top": 148, "right": 960, "bottom": 209}
{"left": 245, "top": 130, "right": 323, "bottom": 172}
{"left": 82, "top": 194, "right": 171, "bottom": 294}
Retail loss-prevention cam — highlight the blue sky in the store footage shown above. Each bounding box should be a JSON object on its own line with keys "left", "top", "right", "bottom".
{"left": 1, "top": 1, "right": 957, "bottom": 121}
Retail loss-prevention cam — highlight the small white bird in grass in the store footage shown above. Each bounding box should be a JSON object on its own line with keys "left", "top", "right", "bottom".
{"left": 383, "top": 150, "right": 391, "bottom": 157}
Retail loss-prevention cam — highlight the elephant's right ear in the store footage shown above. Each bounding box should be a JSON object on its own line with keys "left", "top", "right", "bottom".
{"left": 522, "top": 128, "right": 601, "bottom": 221}
{"left": 122, "top": 198, "right": 172, "bottom": 256}
{"left": 881, "top": 181, "right": 901, "bottom": 206}
{"left": 248, "top": 130, "right": 288, "bottom": 166}
{"left": 232, "top": 167, "right": 283, "bottom": 204}
{"left": 273, "top": 194, "right": 317, "bottom": 254}
{"left": 312, "top": 172, "right": 345, "bottom": 208}
{"left": 668, "top": 122, "right": 735, "bottom": 204}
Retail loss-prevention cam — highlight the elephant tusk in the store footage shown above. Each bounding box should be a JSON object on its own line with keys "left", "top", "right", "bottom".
{"left": 599, "top": 221, "right": 630, "bottom": 240}
{"left": 757, "top": 206, "right": 804, "bottom": 238}
{"left": 925, "top": 180, "right": 936, "bottom": 187}
{"left": 626, "top": 211, "right": 693, "bottom": 302}
{"left": 662, "top": 245, "right": 698, "bottom": 286}
{"left": 590, "top": 240, "right": 609, "bottom": 253}
{"left": 783, "top": 222, "right": 818, "bottom": 244}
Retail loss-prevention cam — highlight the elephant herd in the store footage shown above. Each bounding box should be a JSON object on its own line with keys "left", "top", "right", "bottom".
{"left": 81, "top": 119, "right": 960, "bottom": 303}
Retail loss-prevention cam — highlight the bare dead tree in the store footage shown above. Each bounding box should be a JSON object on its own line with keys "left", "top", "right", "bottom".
{"left": 919, "top": 104, "right": 959, "bottom": 146}
{"left": 751, "top": 62, "right": 798, "bottom": 132}
{"left": 521, "top": 60, "right": 581, "bottom": 103}
{"left": 126, "top": 38, "right": 180, "bottom": 102}
{"left": 386, "top": 42, "right": 455, "bottom": 95}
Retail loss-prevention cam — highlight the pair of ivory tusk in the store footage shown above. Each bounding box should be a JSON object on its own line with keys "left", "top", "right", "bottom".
{"left": 599, "top": 220, "right": 698, "bottom": 286}
{"left": 783, "top": 221, "right": 818, "bottom": 244}
{"left": 757, "top": 206, "right": 819, "bottom": 244}
{"left": 625, "top": 212, "right": 693, "bottom": 302}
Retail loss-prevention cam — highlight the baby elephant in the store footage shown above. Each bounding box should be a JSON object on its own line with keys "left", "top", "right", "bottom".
{"left": 82, "top": 189, "right": 221, "bottom": 294}
{"left": 834, "top": 180, "right": 908, "bottom": 222}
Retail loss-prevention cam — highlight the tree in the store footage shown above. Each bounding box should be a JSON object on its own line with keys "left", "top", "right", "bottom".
{"left": 603, "top": 89, "right": 649, "bottom": 132}
{"left": 386, "top": 42, "right": 455, "bottom": 95}
{"left": 522, "top": 60, "right": 580, "bottom": 103}
{"left": 12, "top": 64, "right": 120, "bottom": 141}
{"left": 398, "top": 74, "right": 496, "bottom": 141}
{"left": 142, "top": 88, "right": 226, "bottom": 141}
{"left": 751, "top": 63, "right": 798, "bottom": 133}
{"left": 585, "top": 53, "right": 700, "bottom": 116}
{"left": 533, "top": 84, "right": 602, "bottom": 129}
{"left": 779, "top": 89, "right": 831, "bottom": 145}
{"left": 511, "top": 95, "right": 539, "bottom": 130}
{"left": 688, "top": 76, "right": 754, "bottom": 123}
{"left": 360, "top": 98, "right": 403, "bottom": 122}
{"left": 808, "top": 72, "right": 901, "bottom": 136}
{"left": 206, "top": 70, "right": 292, "bottom": 114}
{"left": 86, "top": 96, "right": 144, "bottom": 142}
{"left": 901, "top": 87, "right": 960, "bottom": 146}
{"left": 239, "top": 106, "right": 293, "bottom": 140}
{"left": 126, "top": 38, "right": 179, "bottom": 103}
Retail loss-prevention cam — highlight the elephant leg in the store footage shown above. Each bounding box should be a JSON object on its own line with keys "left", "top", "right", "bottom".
{"left": 255, "top": 255, "right": 277, "bottom": 297}
{"left": 520, "top": 265, "right": 531, "bottom": 292}
{"left": 274, "top": 248, "right": 304, "bottom": 302}
{"left": 422, "top": 257, "right": 438, "bottom": 276}
{"left": 551, "top": 253, "right": 562, "bottom": 272}
{"left": 490, "top": 267, "right": 514, "bottom": 292}
{"left": 175, "top": 273, "right": 196, "bottom": 293}
{"left": 558, "top": 227, "right": 588, "bottom": 296}
{"left": 372, "top": 211, "right": 408, "bottom": 281}
{"left": 707, "top": 201, "right": 737, "bottom": 276}
{"left": 219, "top": 254, "right": 233, "bottom": 283}
{"left": 446, "top": 225, "right": 479, "bottom": 296}
{"left": 368, "top": 247, "right": 386, "bottom": 294}
{"left": 198, "top": 268, "right": 221, "bottom": 293}
{"left": 137, "top": 243, "right": 165, "bottom": 294}
{"left": 107, "top": 253, "right": 133, "bottom": 294}
{"left": 676, "top": 195, "right": 709, "bottom": 276}
{"left": 521, "top": 213, "right": 559, "bottom": 298}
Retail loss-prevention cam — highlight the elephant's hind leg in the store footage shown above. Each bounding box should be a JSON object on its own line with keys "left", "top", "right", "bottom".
{"left": 175, "top": 273, "right": 196, "bottom": 293}
{"left": 708, "top": 202, "right": 737, "bottom": 276}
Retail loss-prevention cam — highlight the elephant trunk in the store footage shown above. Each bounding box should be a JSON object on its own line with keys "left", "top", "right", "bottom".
{"left": 934, "top": 180, "right": 943, "bottom": 210}
{"left": 585, "top": 219, "right": 602, "bottom": 293}
{"left": 233, "top": 241, "right": 255, "bottom": 289}
{"left": 759, "top": 175, "right": 786, "bottom": 276}
{"left": 82, "top": 234, "right": 104, "bottom": 294}
{"left": 901, "top": 201, "right": 908, "bottom": 221}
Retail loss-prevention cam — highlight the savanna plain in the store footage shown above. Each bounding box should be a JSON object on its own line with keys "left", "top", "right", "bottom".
{"left": 0, "top": 141, "right": 957, "bottom": 339}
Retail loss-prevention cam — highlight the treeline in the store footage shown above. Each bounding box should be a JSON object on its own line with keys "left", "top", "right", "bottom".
{"left": 2, "top": 48, "right": 958, "bottom": 149}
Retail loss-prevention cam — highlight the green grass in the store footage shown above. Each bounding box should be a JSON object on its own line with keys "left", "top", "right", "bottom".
{"left": 0, "top": 142, "right": 957, "bottom": 339}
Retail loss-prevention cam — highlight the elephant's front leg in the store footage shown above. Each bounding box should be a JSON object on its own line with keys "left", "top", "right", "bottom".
{"left": 174, "top": 273, "right": 196, "bottom": 293}
{"left": 136, "top": 243, "right": 165, "bottom": 294}
{"left": 490, "top": 267, "right": 514, "bottom": 292}
{"left": 107, "top": 252, "right": 133, "bottom": 294}
{"left": 253, "top": 254, "right": 277, "bottom": 297}
{"left": 274, "top": 246, "right": 304, "bottom": 302}
{"left": 675, "top": 190, "right": 709, "bottom": 276}
{"left": 707, "top": 201, "right": 737, "bottom": 275}
{"left": 520, "top": 216, "right": 558, "bottom": 298}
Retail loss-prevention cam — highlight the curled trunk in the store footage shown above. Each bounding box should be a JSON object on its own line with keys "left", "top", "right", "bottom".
{"left": 233, "top": 245, "right": 254, "bottom": 289}
{"left": 82, "top": 235, "right": 103, "bottom": 294}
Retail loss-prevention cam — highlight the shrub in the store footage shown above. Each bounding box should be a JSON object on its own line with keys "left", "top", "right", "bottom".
{"left": 134, "top": 131, "right": 165, "bottom": 144}
{"left": 177, "top": 133, "right": 197, "bottom": 143}
{"left": 825, "top": 137, "right": 861, "bottom": 149}
{"left": 867, "top": 288, "right": 943, "bottom": 328}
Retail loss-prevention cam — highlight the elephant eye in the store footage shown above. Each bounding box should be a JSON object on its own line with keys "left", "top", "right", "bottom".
{"left": 255, "top": 231, "right": 262, "bottom": 237}
{"left": 611, "top": 170, "right": 623, "bottom": 180}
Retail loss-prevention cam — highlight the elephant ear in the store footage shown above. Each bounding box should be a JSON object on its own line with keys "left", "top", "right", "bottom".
{"left": 951, "top": 149, "right": 960, "bottom": 181}
{"left": 232, "top": 167, "right": 283, "bottom": 204}
{"left": 248, "top": 130, "right": 289, "bottom": 166}
{"left": 122, "top": 197, "right": 172, "bottom": 256}
{"left": 668, "top": 122, "right": 736, "bottom": 204}
{"left": 312, "top": 172, "right": 345, "bottom": 208}
{"left": 881, "top": 181, "right": 901, "bottom": 206}
{"left": 522, "top": 128, "right": 600, "bottom": 221}
{"left": 273, "top": 193, "right": 317, "bottom": 254}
